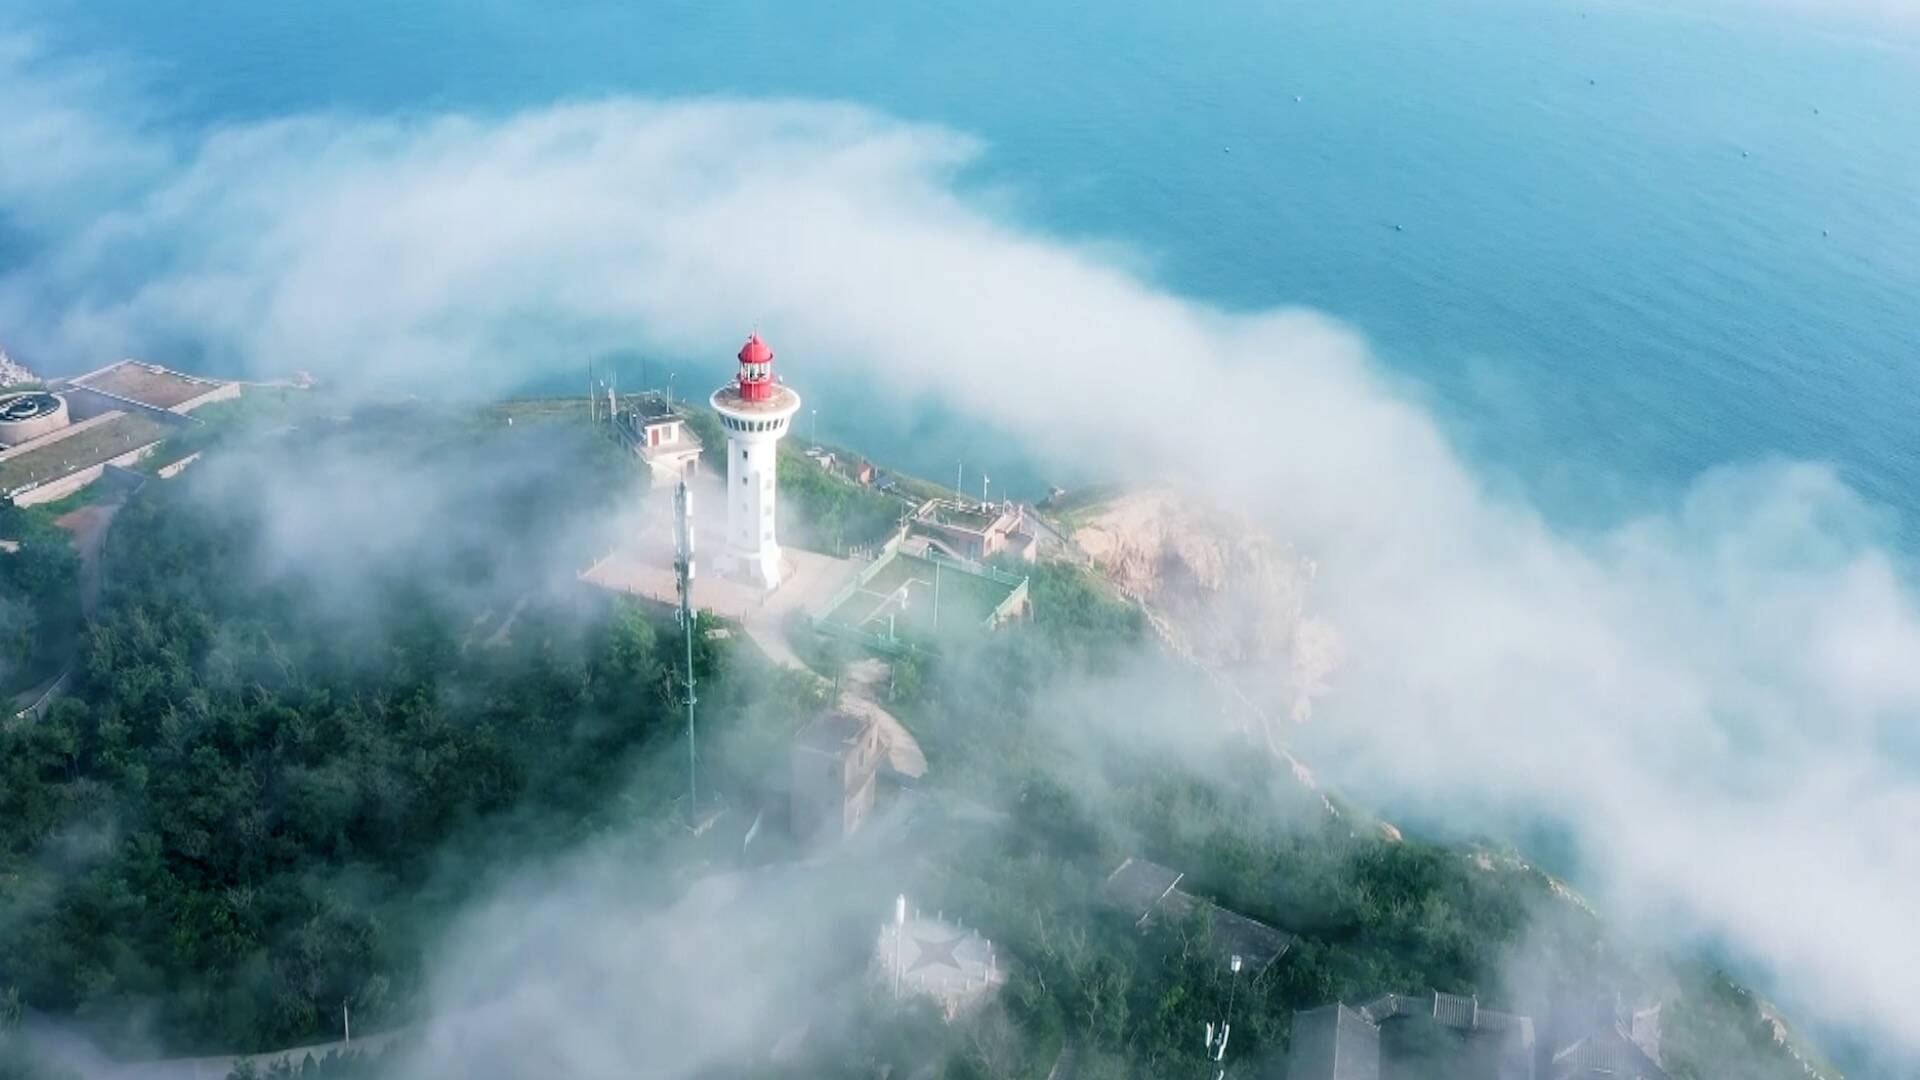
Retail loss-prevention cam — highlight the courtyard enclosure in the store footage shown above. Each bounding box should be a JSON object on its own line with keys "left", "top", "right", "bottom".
{"left": 814, "top": 538, "right": 1029, "bottom": 654}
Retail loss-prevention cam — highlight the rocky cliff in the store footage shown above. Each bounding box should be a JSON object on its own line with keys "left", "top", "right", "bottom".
{"left": 0, "top": 347, "right": 38, "bottom": 388}
{"left": 1068, "top": 488, "right": 1343, "bottom": 728}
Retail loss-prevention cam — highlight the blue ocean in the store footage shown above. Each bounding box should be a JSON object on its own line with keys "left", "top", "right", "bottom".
{"left": 17, "top": 0, "right": 1920, "bottom": 545}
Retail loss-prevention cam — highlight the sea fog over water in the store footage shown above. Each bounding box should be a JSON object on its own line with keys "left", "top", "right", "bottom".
{"left": 3, "top": 0, "right": 1919, "bottom": 1075}
{"left": 9, "top": 0, "right": 1919, "bottom": 538}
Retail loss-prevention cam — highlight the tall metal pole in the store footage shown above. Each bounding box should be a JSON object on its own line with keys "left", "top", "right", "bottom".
{"left": 955, "top": 460, "right": 963, "bottom": 498}
{"left": 894, "top": 895, "right": 907, "bottom": 1000}
{"left": 675, "top": 481, "right": 698, "bottom": 819}
{"left": 684, "top": 580, "right": 697, "bottom": 817}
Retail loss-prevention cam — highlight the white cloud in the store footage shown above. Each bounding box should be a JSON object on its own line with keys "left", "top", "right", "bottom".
{"left": 4, "top": 36, "right": 1918, "bottom": 1067}
{"left": 0, "top": 32, "right": 168, "bottom": 220}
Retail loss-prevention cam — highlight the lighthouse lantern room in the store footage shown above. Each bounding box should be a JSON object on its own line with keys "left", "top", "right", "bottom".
{"left": 710, "top": 332, "right": 802, "bottom": 589}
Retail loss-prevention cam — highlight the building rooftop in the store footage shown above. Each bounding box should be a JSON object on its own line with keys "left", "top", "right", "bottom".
{"left": 0, "top": 411, "right": 173, "bottom": 493}
{"left": 873, "top": 909, "right": 1006, "bottom": 1020}
{"left": 916, "top": 499, "right": 1015, "bottom": 535}
{"left": 72, "top": 361, "right": 224, "bottom": 410}
{"left": 1550, "top": 1027, "right": 1670, "bottom": 1080}
{"left": 1101, "top": 857, "right": 1185, "bottom": 922}
{"left": 0, "top": 392, "right": 61, "bottom": 422}
{"left": 795, "top": 709, "right": 874, "bottom": 755}
{"left": 1099, "top": 856, "right": 1295, "bottom": 973}
{"left": 629, "top": 396, "right": 682, "bottom": 424}
{"left": 1287, "top": 990, "right": 1658, "bottom": 1080}
{"left": 1166, "top": 894, "right": 1295, "bottom": 972}
{"left": 1290, "top": 1004, "right": 1385, "bottom": 1080}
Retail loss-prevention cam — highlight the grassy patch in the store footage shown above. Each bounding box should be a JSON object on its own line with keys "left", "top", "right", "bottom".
{"left": 0, "top": 412, "right": 176, "bottom": 492}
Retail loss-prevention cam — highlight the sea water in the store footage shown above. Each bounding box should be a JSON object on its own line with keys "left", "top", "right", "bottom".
{"left": 18, "top": 0, "right": 1920, "bottom": 541}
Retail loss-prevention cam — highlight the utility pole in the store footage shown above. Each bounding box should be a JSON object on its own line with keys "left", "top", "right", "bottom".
{"left": 955, "top": 460, "right": 963, "bottom": 499}
{"left": 982, "top": 473, "right": 990, "bottom": 505}
{"left": 342, "top": 999, "right": 351, "bottom": 1046}
{"left": 811, "top": 408, "right": 819, "bottom": 447}
{"left": 674, "top": 480, "right": 699, "bottom": 820}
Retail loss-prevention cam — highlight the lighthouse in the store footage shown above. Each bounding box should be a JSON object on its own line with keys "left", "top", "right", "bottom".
{"left": 710, "top": 332, "right": 802, "bottom": 589}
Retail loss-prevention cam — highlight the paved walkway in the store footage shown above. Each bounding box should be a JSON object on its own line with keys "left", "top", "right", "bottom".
{"left": 841, "top": 659, "right": 927, "bottom": 779}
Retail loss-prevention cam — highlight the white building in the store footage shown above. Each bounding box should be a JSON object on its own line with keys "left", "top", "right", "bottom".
{"left": 617, "top": 395, "right": 703, "bottom": 483}
{"left": 709, "top": 333, "right": 801, "bottom": 589}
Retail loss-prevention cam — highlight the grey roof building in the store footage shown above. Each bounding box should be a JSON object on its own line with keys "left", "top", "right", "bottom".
{"left": 1544, "top": 996, "right": 1667, "bottom": 1080}
{"left": 1549, "top": 1029, "right": 1669, "bottom": 1080}
{"left": 615, "top": 394, "right": 704, "bottom": 483}
{"left": 1099, "top": 857, "right": 1295, "bottom": 974}
{"left": 1288, "top": 991, "right": 1536, "bottom": 1080}
{"left": 791, "top": 708, "right": 883, "bottom": 843}
{"left": 1287, "top": 990, "right": 1669, "bottom": 1080}
{"left": 1289, "top": 1003, "right": 1384, "bottom": 1080}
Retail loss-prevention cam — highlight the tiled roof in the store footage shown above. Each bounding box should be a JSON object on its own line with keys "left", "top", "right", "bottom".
{"left": 1551, "top": 1026, "right": 1671, "bottom": 1080}
{"left": 1098, "top": 857, "right": 1294, "bottom": 972}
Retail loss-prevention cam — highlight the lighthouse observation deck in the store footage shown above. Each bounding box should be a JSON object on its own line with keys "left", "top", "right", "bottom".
{"left": 710, "top": 381, "right": 800, "bottom": 427}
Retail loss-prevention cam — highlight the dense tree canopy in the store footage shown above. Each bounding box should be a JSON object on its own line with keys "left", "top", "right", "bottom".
{"left": 0, "top": 503, "right": 79, "bottom": 695}
{"left": 0, "top": 407, "right": 815, "bottom": 1058}
{"left": 883, "top": 560, "right": 1808, "bottom": 1079}
{"left": 0, "top": 403, "right": 1820, "bottom": 1080}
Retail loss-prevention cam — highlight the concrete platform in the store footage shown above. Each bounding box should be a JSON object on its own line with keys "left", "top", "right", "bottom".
{"left": 582, "top": 476, "right": 928, "bottom": 782}
{"left": 580, "top": 474, "right": 861, "bottom": 669}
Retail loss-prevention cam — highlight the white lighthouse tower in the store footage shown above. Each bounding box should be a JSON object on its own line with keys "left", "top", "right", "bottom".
{"left": 710, "top": 332, "right": 801, "bottom": 589}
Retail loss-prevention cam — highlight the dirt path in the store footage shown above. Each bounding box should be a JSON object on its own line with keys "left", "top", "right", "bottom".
{"left": 56, "top": 496, "right": 125, "bottom": 622}
{"left": 7, "top": 495, "right": 125, "bottom": 719}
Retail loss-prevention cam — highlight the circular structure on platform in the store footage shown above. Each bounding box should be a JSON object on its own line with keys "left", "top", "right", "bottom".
{"left": 0, "top": 391, "right": 69, "bottom": 447}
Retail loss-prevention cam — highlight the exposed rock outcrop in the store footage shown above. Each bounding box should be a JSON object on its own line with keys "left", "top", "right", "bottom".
{"left": 0, "top": 346, "right": 38, "bottom": 388}
{"left": 1070, "top": 488, "right": 1343, "bottom": 727}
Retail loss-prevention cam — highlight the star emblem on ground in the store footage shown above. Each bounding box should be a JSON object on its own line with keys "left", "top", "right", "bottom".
{"left": 909, "top": 935, "right": 965, "bottom": 971}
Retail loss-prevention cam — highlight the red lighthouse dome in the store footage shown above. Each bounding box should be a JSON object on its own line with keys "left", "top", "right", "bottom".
{"left": 738, "top": 334, "right": 773, "bottom": 365}
{"left": 736, "top": 332, "right": 776, "bottom": 401}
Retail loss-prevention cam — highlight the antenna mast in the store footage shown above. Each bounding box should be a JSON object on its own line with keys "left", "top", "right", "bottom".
{"left": 674, "top": 479, "right": 699, "bottom": 819}
{"left": 1203, "top": 954, "right": 1243, "bottom": 1078}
